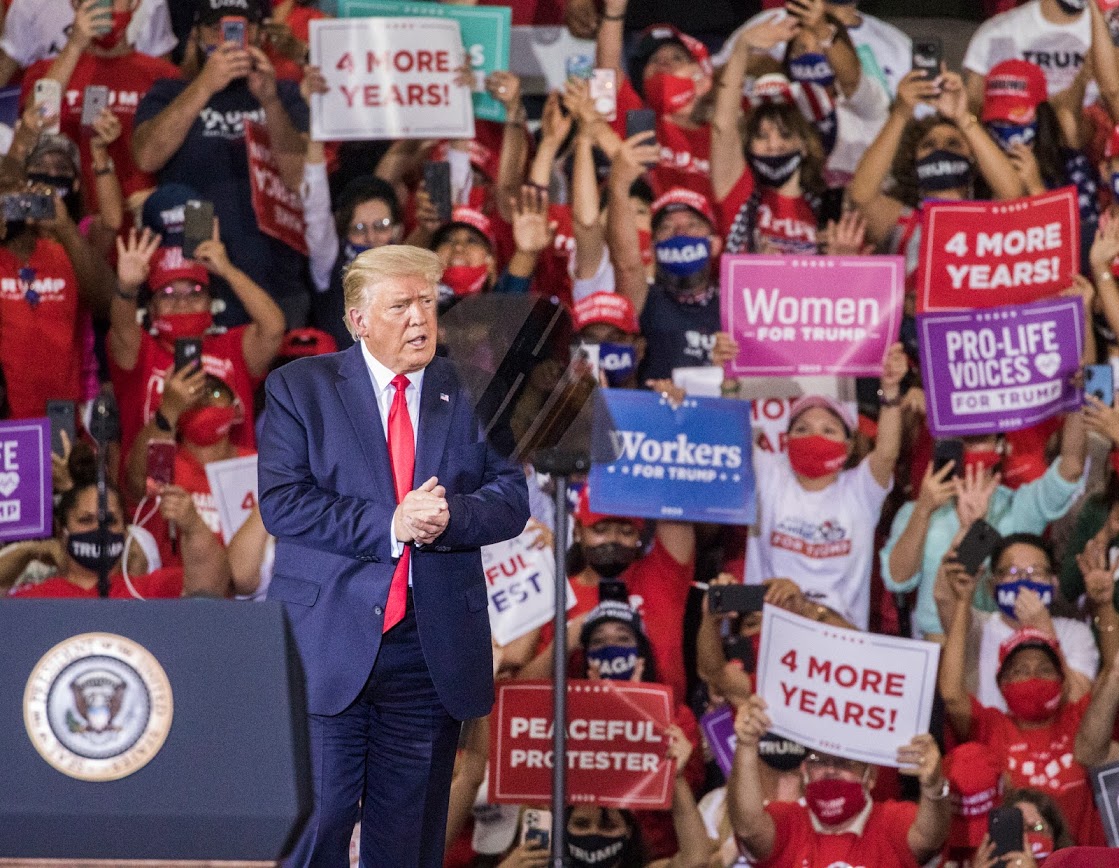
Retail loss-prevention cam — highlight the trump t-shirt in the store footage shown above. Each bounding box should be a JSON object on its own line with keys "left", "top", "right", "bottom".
{"left": 745, "top": 454, "right": 890, "bottom": 629}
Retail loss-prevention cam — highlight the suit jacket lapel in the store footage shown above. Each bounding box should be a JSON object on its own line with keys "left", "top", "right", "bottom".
{"left": 335, "top": 343, "right": 394, "bottom": 485}
{"left": 415, "top": 358, "right": 454, "bottom": 486}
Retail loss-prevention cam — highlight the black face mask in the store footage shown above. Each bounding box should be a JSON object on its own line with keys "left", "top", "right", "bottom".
{"left": 915, "top": 149, "right": 974, "bottom": 192}
{"left": 66, "top": 528, "right": 125, "bottom": 572}
{"left": 567, "top": 833, "right": 625, "bottom": 868}
{"left": 583, "top": 542, "right": 639, "bottom": 579}
{"left": 748, "top": 151, "right": 803, "bottom": 188}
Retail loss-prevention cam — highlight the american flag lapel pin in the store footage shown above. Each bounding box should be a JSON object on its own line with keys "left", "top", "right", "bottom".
{"left": 440, "top": 393, "right": 449, "bottom": 402}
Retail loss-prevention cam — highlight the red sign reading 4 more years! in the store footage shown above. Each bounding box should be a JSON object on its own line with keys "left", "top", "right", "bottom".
{"left": 917, "top": 187, "right": 1080, "bottom": 313}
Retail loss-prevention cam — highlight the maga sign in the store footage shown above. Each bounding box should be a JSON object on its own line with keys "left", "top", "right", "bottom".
{"left": 589, "top": 391, "right": 754, "bottom": 525}
{"left": 721, "top": 255, "right": 904, "bottom": 377}
{"left": 756, "top": 605, "right": 940, "bottom": 766}
{"left": 918, "top": 297, "right": 1083, "bottom": 437}
{"left": 309, "top": 18, "right": 474, "bottom": 141}
{"left": 245, "top": 121, "right": 307, "bottom": 255}
{"left": 489, "top": 680, "right": 674, "bottom": 809}
{"left": 917, "top": 187, "right": 1079, "bottom": 312}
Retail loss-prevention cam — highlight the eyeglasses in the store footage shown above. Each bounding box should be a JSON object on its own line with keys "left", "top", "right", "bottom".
{"left": 993, "top": 566, "right": 1053, "bottom": 582}
{"left": 349, "top": 218, "right": 396, "bottom": 235}
{"left": 804, "top": 753, "right": 865, "bottom": 775}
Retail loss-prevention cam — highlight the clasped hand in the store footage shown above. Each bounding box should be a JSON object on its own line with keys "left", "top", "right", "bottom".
{"left": 393, "top": 476, "right": 449, "bottom": 546}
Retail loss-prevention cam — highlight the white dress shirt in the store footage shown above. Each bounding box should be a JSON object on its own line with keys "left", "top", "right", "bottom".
{"left": 360, "top": 341, "right": 425, "bottom": 567}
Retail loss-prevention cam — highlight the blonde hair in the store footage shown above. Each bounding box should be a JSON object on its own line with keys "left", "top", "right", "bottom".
{"left": 342, "top": 245, "right": 443, "bottom": 339}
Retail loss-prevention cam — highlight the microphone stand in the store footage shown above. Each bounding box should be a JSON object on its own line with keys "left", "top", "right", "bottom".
{"left": 90, "top": 393, "right": 119, "bottom": 599}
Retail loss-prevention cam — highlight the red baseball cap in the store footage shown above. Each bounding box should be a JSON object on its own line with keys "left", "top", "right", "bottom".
{"left": 573, "top": 292, "right": 640, "bottom": 335}
{"left": 982, "top": 59, "right": 1048, "bottom": 125}
{"left": 943, "top": 742, "right": 1005, "bottom": 848}
{"left": 651, "top": 187, "right": 716, "bottom": 229}
{"left": 147, "top": 245, "right": 209, "bottom": 292}
{"left": 630, "top": 24, "right": 713, "bottom": 83}
{"left": 433, "top": 206, "right": 496, "bottom": 251}
{"left": 788, "top": 395, "right": 855, "bottom": 436}
{"left": 997, "top": 628, "right": 1062, "bottom": 679}
{"left": 575, "top": 486, "right": 645, "bottom": 532}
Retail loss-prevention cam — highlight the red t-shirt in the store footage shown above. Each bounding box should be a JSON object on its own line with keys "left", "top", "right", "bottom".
{"left": 716, "top": 169, "right": 818, "bottom": 255}
{"left": 754, "top": 799, "right": 920, "bottom": 868}
{"left": 969, "top": 693, "right": 1104, "bottom": 845}
{"left": 0, "top": 238, "right": 83, "bottom": 418}
{"left": 22, "top": 52, "right": 180, "bottom": 209}
{"left": 614, "top": 78, "right": 713, "bottom": 200}
{"left": 540, "top": 538, "right": 693, "bottom": 706}
{"left": 109, "top": 326, "right": 258, "bottom": 470}
{"left": 9, "top": 567, "right": 184, "bottom": 598}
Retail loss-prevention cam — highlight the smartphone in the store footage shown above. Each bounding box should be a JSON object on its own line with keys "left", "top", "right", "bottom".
{"left": 933, "top": 438, "right": 965, "bottom": 478}
{"left": 723, "top": 634, "right": 756, "bottom": 672}
{"left": 626, "top": 108, "right": 657, "bottom": 143}
{"left": 146, "top": 439, "right": 176, "bottom": 487}
{"left": 565, "top": 54, "right": 594, "bottom": 81}
{"left": 221, "top": 15, "right": 248, "bottom": 48}
{"left": 520, "top": 808, "right": 551, "bottom": 851}
{"left": 598, "top": 578, "right": 629, "bottom": 603}
{"left": 174, "top": 337, "right": 203, "bottom": 372}
{"left": 912, "top": 37, "right": 942, "bottom": 82}
{"left": 988, "top": 805, "right": 1024, "bottom": 863}
{"left": 572, "top": 341, "right": 601, "bottom": 382}
{"left": 957, "top": 519, "right": 1003, "bottom": 576}
{"left": 182, "top": 199, "right": 214, "bottom": 259}
{"left": 708, "top": 584, "right": 767, "bottom": 615}
{"left": 33, "top": 79, "right": 61, "bottom": 135}
{"left": 1, "top": 193, "right": 54, "bottom": 221}
{"left": 1086, "top": 363, "right": 1114, "bottom": 406}
{"left": 46, "top": 399, "right": 76, "bottom": 457}
{"left": 423, "top": 161, "right": 453, "bottom": 224}
{"left": 80, "top": 85, "right": 110, "bottom": 128}
{"left": 590, "top": 68, "right": 617, "bottom": 123}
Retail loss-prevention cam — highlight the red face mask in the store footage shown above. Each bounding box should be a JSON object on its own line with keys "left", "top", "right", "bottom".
{"left": 964, "top": 449, "right": 1001, "bottom": 475}
{"left": 787, "top": 435, "right": 848, "bottom": 479}
{"left": 93, "top": 10, "right": 132, "bottom": 50}
{"left": 1027, "top": 831, "right": 1053, "bottom": 861}
{"left": 637, "top": 229, "right": 653, "bottom": 267}
{"left": 1001, "top": 677, "right": 1062, "bottom": 723}
{"left": 178, "top": 405, "right": 240, "bottom": 447}
{"left": 441, "top": 264, "right": 489, "bottom": 297}
{"left": 153, "top": 311, "right": 213, "bottom": 343}
{"left": 804, "top": 778, "right": 867, "bottom": 826}
{"left": 644, "top": 72, "right": 697, "bottom": 116}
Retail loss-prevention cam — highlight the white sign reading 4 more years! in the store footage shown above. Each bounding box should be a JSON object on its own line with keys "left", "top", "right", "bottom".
{"left": 756, "top": 605, "right": 941, "bottom": 767}
{"left": 309, "top": 17, "right": 475, "bottom": 141}
{"left": 204, "top": 455, "right": 258, "bottom": 543}
{"left": 483, "top": 528, "right": 572, "bottom": 647}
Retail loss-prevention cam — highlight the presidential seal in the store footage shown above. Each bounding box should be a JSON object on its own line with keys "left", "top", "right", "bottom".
{"left": 23, "top": 632, "right": 173, "bottom": 782}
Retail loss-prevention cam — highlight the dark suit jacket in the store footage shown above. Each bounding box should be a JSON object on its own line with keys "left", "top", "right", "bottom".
{"left": 258, "top": 346, "right": 529, "bottom": 720}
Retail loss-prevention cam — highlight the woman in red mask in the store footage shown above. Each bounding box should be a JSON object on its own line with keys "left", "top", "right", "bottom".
{"left": 727, "top": 693, "right": 950, "bottom": 867}
{"left": 108, "top": 224, "right": 285, "bottom": 474}
{"left": 940, "top": 554, "right": 1107, "bottom": 846}
{"left": 745, "top": 342, "right": 906, "bottom": 630}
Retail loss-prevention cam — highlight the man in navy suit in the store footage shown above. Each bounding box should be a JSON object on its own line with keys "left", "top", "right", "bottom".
{"left": 258, "top": 245, "right": 530, "bottom": 867}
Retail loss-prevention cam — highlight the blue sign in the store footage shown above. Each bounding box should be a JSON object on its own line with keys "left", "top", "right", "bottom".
{"left": 589, "top": 391, "right": 755, "bottom": 525}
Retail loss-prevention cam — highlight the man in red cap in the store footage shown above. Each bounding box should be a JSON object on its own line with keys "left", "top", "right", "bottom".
{"left": 573, "top": 291, "right": 645, "bottom": 389}
{"left": 606, "top": 183, "right": 726, "bottom": 381}
{"left": 108, "top": 225, "right": 285, "bottom": 470}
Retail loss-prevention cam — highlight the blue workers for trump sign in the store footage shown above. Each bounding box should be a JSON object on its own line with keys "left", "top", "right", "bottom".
{"left": 589, "top": 391, "right": 755, "bottom": 525}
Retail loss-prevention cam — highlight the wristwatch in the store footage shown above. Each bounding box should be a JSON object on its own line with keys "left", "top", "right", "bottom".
{"left": 877, "top": 388, "right": 902, "bottom": 408}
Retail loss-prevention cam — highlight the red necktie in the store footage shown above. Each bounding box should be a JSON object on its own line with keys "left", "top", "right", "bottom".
{"left": 384, "top": 373, "right": 414, "bottom": 632}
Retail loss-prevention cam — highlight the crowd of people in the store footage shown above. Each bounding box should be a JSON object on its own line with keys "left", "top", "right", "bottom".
{"left": 7, "top": 0, "right": 1119, "bottom": 864}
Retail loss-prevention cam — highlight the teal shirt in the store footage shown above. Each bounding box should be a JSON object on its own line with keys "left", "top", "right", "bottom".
{"left": 880, "top": 460, "right": 1080, "bottom": 636}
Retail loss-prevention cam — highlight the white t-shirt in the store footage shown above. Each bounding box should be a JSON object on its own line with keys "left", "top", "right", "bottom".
{"left": 746, "top": 453, "right": 891, "bottom": 630}
{"left": 0, "top": 0, "right": 177, "bottom": 68}
{"left": 974, "top": 610, "right": 1099, "bottom": 712}
{"left": 963, "top": 0, "right": 1091, "bottom": 100}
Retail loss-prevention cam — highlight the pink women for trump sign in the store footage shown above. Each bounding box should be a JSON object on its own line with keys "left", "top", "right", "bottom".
{"left": 720, "top": 254, "right": 904, "bottom": 377}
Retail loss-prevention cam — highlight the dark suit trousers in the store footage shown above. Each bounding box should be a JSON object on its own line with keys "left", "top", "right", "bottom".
{"left": 286, "top": 594, "right": 461, "bottom": 867}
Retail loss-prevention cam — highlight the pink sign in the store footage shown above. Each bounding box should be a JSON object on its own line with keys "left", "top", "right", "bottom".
{"left": 721, "top": 255, "right": 905, "bottom": 377}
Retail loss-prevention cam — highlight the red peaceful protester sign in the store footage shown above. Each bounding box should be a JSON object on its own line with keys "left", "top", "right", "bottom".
{"left": 244, "top": 121, "right": 308, "bottom": 256}
{"left": 489, "top": 680, "right": 674, "bottom": 809}
{"left": 916, "top": 187, "right": 1079, "bottom": 313}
